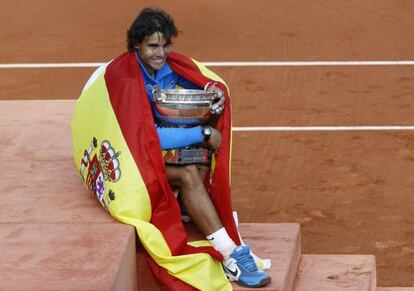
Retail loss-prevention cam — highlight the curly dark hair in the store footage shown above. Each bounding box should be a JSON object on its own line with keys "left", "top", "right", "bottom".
{"left": 126, "top": 8, "right": 179, "bottom": 52}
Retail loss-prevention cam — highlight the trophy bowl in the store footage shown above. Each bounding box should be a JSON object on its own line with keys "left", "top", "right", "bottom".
{"left": 152, "top": 88, "right": 218, "bottom": 123}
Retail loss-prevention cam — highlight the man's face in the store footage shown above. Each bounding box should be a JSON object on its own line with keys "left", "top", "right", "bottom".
{"left": 136, "top": 32, "right": 172, "bottom": 74}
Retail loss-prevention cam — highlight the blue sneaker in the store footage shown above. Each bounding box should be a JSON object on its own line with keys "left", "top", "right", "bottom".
{"left": 222, "top": 245, "right": 271, "bottom": 288}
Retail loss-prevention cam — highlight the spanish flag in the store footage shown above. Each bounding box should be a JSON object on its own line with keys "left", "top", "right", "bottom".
{"left": 71, "top": 51, "right": 241, "bottom": 290}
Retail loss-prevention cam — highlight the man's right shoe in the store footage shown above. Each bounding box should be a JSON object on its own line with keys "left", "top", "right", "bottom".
{"left": 222, "top": 245, "right": 271, "bottom": 288}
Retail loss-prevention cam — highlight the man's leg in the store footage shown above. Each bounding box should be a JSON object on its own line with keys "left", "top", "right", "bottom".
{"left": 166, "top": 165, "right": 223, "bottom": 236}
{"left": 166, "top": 165, "right": 271, "bottom": 288}
{"left": 167, "top": 165, "right": 238, "bottom": 258}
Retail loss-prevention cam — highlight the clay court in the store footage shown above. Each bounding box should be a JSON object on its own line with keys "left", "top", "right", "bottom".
{"left": 1, "top": 0, "right": 414, "bottom": 287}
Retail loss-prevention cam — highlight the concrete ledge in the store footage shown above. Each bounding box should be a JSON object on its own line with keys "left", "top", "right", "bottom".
{"left": 0, "top": 100, "right": 75, "bottom": 161}
{"left": 234, "top": 223, "right": 301, "bottom": 291}
{"left": 0, "top": 223, "right": 137, "bottom": 291}
{"left": 0, "top": 159, "right": 114, "bottom": 224}
{"left": 137, "top": 222, "right": 301, "bottom": 291}
{"left": 294, "top": 254, "right": 376, "bottom": 291}
{"left": 0, "top": 100, "right": 137, "bottom": 290}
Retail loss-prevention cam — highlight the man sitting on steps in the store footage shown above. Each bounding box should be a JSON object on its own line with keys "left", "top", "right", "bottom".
{"left": 126, "top": 8, "right": 271, "bottom": 288}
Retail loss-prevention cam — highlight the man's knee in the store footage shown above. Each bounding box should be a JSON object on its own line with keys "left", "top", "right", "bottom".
{"left": 180, "top": 165, "right": 200, "bottom": 187}
{"left": 167, "top": 165, "right": 203, "bottom": 189}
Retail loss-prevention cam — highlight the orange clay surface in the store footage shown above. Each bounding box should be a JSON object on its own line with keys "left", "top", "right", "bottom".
{"left": 1, "top": 0, "right": 414, "bottom": 286}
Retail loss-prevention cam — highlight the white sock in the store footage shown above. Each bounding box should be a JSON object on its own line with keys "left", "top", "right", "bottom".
{"left": 206, "top": 227, "right": 237, "bottom": 259}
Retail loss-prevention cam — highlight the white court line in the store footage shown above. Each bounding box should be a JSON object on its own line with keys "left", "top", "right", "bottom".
{"left": 0, "top": 63, "right": 104, "bottom": 68}
{"left": 205, "top": 61, "right": 414, "bottom": 67}
{"left": 233, "top": 126, "right": 414, "bottom": 132}
{"left": 2, "top": 60, "right": 414, "bottom": 68}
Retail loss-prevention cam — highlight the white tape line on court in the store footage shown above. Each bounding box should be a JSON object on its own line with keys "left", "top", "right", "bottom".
{"left": 0, "top": 63, "right": 104, "bottom": 68}
{"left": 205, "top": 61, "right": 414, "bottom": 67}
{"left": 233, "top": 126, "right": 414, "bottom": 132}
{"left": 2, "top": 61, "right": 414, "bottom": 68}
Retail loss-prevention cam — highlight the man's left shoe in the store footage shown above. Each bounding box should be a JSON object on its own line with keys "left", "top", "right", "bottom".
{"left": 222, "top": 245, "right": 271, "bottom": 288}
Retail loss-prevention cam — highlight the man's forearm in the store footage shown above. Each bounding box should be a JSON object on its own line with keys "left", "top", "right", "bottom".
{"left": 157, "top": 125, "right": 203, "bottom": 150}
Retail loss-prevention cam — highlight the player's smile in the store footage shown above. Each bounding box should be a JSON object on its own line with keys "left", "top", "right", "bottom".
{"left": 136, "top": 32, "right": 172, "bottom": 75}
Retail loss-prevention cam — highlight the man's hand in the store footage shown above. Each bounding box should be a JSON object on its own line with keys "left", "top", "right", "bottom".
{"left": 207, "top": 128, "right": 222, "bottom": 152}
{"left": 205, "top": 82, "right": 225, "bottom": 115}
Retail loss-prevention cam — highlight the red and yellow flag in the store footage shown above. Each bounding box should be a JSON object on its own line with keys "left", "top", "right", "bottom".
{"left": 71, "top": 51, "right": 239, "bottom": 290}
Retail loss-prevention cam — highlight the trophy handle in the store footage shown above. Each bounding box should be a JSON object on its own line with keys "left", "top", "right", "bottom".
{"left": 152, "top": 86, "right": 162, "bottom": 101}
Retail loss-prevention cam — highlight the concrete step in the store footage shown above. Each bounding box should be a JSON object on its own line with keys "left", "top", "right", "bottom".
{"left": 293, "top": 254, "right": 376, "bottom": 291}
{"left": 137, "top": 222, "right": 301, "bottom": 291}
{"left": 0, "top": 223, "right": 136, "bottom": 291}
{"left": 0, "top": 159, "right": 114, "bottom": 224}
{"left": 0, "top": 100, "right": 138, "bottom": 290}
{"left": 0, "top": 100, "right": 75, "bottom": 160}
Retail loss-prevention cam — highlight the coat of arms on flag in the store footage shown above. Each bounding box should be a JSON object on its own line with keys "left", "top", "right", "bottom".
{"left": 79, "top": 137, "right": 120, "bottom": 212}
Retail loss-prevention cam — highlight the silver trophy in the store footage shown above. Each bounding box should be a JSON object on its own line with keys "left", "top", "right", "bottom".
{"left": 152, "top": 87, "right": 218, "bottom": 123}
